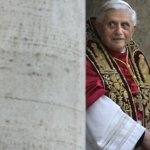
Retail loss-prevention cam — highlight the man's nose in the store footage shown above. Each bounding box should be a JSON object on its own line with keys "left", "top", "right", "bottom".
{"left": 115, "top": 25, "right": 123, "bottom": 34}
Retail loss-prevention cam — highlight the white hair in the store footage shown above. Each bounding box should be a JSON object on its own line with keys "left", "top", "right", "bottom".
{"left": 96, "top": 0, "right": 137, "bottom": 26}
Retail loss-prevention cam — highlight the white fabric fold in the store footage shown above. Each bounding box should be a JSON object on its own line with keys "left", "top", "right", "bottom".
{"left": 86, "top": 95, "right": 145, "bottom": 150}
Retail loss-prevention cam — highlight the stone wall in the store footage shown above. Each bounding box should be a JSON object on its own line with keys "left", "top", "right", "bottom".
{"left": 87, "top": 0, "right": 150, "bottom": 61}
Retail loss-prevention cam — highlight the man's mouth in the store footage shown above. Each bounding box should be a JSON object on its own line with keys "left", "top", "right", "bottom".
{"left": 113, "top": 38, "right": 124, "bottom": 41}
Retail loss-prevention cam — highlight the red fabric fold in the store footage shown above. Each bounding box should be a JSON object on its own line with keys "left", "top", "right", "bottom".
{"left": 86, "top": 50, "right": 139, "bottom": 108}
{"left": 86, "top": 58, "right": 108, "bottom": 108}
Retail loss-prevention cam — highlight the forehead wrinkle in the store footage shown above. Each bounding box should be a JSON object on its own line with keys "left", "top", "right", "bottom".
{"left": 102, "top": 9, "right": 133, "bottom": 25}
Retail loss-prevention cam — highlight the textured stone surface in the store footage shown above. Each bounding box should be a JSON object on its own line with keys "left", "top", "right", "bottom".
{"left": 0, "top": 0, "right": 85, "bottom": 149}
{"left": 87, "top": 0, "right": 150, "bottom": 61}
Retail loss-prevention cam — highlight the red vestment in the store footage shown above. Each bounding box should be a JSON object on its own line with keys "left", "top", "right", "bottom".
{"left": 86, "top": 50, "right": 143, "bottom": 120}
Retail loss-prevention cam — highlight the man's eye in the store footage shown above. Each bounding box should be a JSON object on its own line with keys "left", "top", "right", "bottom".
{"left": 107, "top": 22, "right": 116, "bottom": 28}
{"left": 122, "top": 23, "right": 130, "bottom": 29}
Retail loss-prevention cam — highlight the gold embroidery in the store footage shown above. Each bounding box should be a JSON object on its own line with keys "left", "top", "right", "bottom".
{"left": 91, "top": 42, "right": 111, "bottom": 72}
{"left": 89, "top": 42, "right": 133, "bottom": 116}
{"left": 139, "top": 54, "right": 150, "bottom": 84}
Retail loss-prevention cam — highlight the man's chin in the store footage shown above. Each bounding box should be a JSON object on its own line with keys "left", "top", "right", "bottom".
{"left": 113, "top": 40, "right": 125, "bottom": 45}
{"left": 110, "top": 45, "right": 126, "bottom": 52}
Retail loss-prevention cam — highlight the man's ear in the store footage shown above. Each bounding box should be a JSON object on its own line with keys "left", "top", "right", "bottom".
{"left": 94, "top": 20, "right": 99, "bottom": 29}
{"left": 95, "top": 21, "right": 102, "bottom": 35}
{"left": 133, "top": 25, "right": 136, "bottom": 34}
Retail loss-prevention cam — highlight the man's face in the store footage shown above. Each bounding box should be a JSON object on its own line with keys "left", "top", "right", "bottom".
{"left": 95, "top": 9, "right": 135, "bottom": 52}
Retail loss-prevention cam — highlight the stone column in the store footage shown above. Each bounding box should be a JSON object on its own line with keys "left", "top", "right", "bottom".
{"left": 0, "top": 0, "right": 85, "bottom": 149}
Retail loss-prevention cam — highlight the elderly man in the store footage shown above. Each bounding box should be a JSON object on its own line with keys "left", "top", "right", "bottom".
{"left": 86, "top": 0, "right": 150, "bottom": 149}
